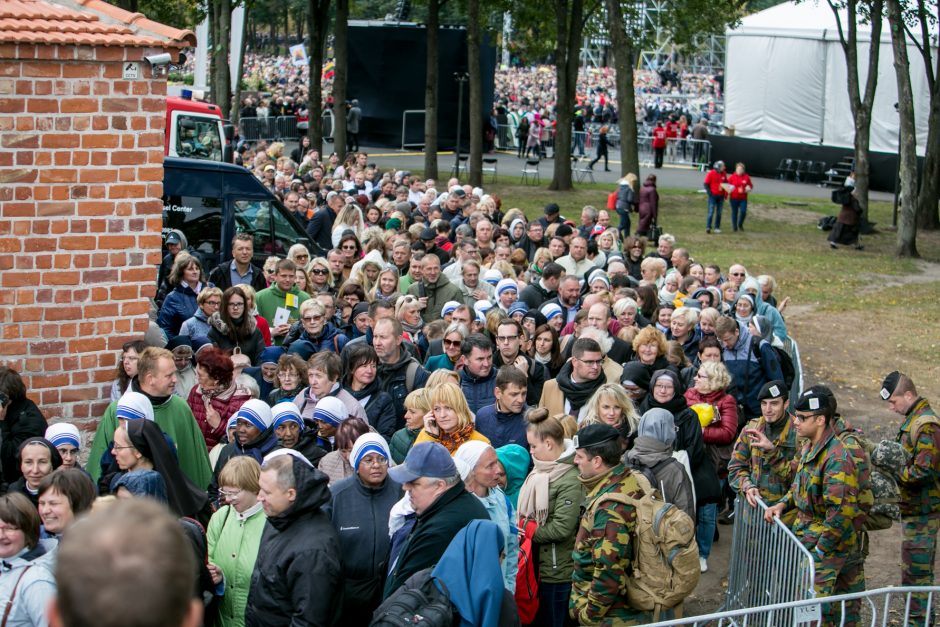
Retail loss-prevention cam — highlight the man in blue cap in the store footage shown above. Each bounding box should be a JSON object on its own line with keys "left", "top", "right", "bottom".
{"left": 382, "top": 442, "right": 488, "bottom": 599}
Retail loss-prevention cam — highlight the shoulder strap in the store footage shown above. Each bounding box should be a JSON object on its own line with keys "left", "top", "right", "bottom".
{"left": 2, "top": 565, "right": 33, "bottom": 627}
{"left": 406, "top": 360, "right": 419, "bottom": 391}
{"left": 333, "top": 335, "right": 340, "bottom": 353}
{"left": 911, "top": 414, "right": 940, "bottom": 445}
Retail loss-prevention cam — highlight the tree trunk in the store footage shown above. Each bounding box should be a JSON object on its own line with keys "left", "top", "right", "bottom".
{"left": 887, "top": 0, "right": 919, "bottom": 257}
{"left": 549, "top": 0, "right": 585, "bottom": 191}
{"left": 231, "top": 4, "right": 250, "bottom": 125}
{"left": 307, "top": 0, "right": 331, "bottom": 155}
{"left": 333, "top": 0, "right": 349, "bottom": 161}
{"left": 213, "top": 0, "right": 233, "bottom": 119}
{"left": 915, "top": 60, "right": 940, "bottom": 229}
{"left": 423, "top": 0, "right": 441, "bottom": 180}
{"left": 283, "top": 0, "right": 290, "bottom": 54}
{"left": 467, "top": 0, "right": 483, "bottom": 186}
{"left": 605, "top": 0, "right": 638, "bottom": 178}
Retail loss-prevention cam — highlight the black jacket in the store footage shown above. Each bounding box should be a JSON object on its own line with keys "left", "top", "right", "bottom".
{"left": 493, "top": 352, "right": 546, "bottom": 407}
{"left": 306, "top": 206, "right": 336, "bottom": 256}
{"left": 376, "top": 351, "right": 430, "bottom": 430}
{"left": 207, "top": 261, "right": 268, "bottom": 293}
{"left": 343, "top": 380, "right": 397, "bottom": 442}
{"left": 326, "top": 475, "right": 403, "bottom": 623}
{"left": 246, "top": 458, "right": 344, "bottom": 627}
{"left": 518, "top": 280, "right": 554, "bottom": 310}
{"left": 0, "top": 398, "right": 47, "bottom": 484}
{"left": 383, "top": 481, "right": 488, "bottom": 599}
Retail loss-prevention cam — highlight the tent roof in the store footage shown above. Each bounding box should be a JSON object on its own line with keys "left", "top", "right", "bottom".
{"left": 727, "top": 1, "right": 891, "bottom": 44}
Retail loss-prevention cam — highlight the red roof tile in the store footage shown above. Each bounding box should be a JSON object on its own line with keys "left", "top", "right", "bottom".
{"left": 0, "top": 0, "right": 196, "bottom": 48}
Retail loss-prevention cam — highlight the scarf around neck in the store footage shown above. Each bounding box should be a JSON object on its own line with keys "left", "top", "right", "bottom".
{"left": 555, "top": 361, "right": 606, "bottom": 413}
{"left": 517, "top": 441, "right": 575, "bottom": 524}
{"left": 434, "top": 422, "right": 477, "bottom": 454}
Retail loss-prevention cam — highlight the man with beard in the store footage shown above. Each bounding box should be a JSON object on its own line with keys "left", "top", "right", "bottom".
{"left": 492, "top": 319, "right": 546, "bottom": 406}
{"left": 455, "top": 260, "right": 494, "bottom": 308}
{"left": 407, "top": 254, "right": 464, "bottom": 324}
{"left": 543, "top": 275, "right": 582, "bottom": 326}
{"left": 538, "top": 338, "right": 607, "bottom": 422}
{"left": 516, "top": 221, "right": 547, "bottom": 260}
{"left": 374, "top": 317, "right": 429, "bottom": 428}
{"left": 581, "top": 303, "right": 633, "bottom": 364}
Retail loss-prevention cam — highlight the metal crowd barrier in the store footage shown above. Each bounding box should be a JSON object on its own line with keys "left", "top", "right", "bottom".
{"left": 238, "top": 116, "right": 302, "bottom": 142}
{"left": 723, "top": 496, "right": 816, "bottom": 622}
{"left": 646, "top": 586, "right": 940, "bottom": 627}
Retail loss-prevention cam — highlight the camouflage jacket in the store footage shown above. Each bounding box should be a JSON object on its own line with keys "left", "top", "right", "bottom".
{"left": 834, "top": 416, "right": 874, "bottom": 532}
{"left": 570, "top": 464, "right": 652, "bottom": 627}
{"left": 728, "top": 415, "right": 800, "bottom": 504}
{"left": 896, "top": 398, "right": 940, "bottom": 516}
{"left": 784, "top": 427, "right": 865, "bottom": 559}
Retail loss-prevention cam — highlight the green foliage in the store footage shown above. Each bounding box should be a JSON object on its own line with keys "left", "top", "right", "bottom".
{"left": 115, "top": 0, "right": 204, "bottom": 30}
{"left": 168, "top": 72, "right": 196, "bottom": 85}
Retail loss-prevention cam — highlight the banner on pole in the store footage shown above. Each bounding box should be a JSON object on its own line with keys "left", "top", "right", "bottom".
{"left": 289, "top": 44, "right": 308, "bottom": 67}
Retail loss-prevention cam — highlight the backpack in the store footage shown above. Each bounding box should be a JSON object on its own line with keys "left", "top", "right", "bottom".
{"left": 817, "top": 215, "right": 837, "bottom": 231}
{"left": 582, "top": 472, "right": 700, "bottom": 619}
{"left": 370, "top": 576, "right": 454, "bottom": 627}
{"left": 835, "top": 428, "right": 885, "bottom": 530}
{"left": 515, "top": 519, "right": 539, "bottom": 624}
{"left": 750, "top": 337, "right": 795, "bottom": 394}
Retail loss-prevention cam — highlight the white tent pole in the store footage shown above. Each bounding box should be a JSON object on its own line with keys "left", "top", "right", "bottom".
{"left": 819, "top": 30, "right": 829, "bottom": 144}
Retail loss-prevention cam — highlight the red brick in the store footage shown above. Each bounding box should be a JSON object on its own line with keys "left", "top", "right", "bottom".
{"left": 59, "top": 235, "right": 95, "bottom": 250}
{"left": 110, "top": 150, "right": 146, "bottom": 165}
{"left": 38, "top": 168, "right": 77, "bottom": 183}
{"left": 108, "top": 184, "right": 146, "bottom": 199}
{"left": 24, "top": 237, "right": 56, "bottom": 252}
{"left": 27, "top": 99, "right": 58, "bottom": 113}
{"left": 0, "top": 98, "right": 25, "bottom": 113}
{"left": 0, "top": 340, "right": 28, "bottom": 355}
{"left": 121, "top": 301, "right": 150, "bottom": 316}
{"left": 102, "top": 98, "right": 139, "bottom": 113}
{"left": 29, "top": 340, "right": 67, "bottom": 355}
{"left": 81, "top": 269, "right": 119, "bottom": 283}
{"left": 62, "top": 63, "right": 100, "bottom": 79}
{"left": 15, "top": 116, "right": 34, "bottom": 131}
{"left": 36, "top": 202, "right": 74, "bottom": 216}
{"left": 0, "top": 168, "right": 36, "bottom": 184}
{"left": 1, "top": 132, "right": 38, "bottom": 148}
{"left": 61, "top": 98, "right": 97, "bottom": 113}
{"left": 41, "top": 134, "right": 80, "bottom": 148}
{"left": 96, "top": 48, "right": 124, "bottom": 62}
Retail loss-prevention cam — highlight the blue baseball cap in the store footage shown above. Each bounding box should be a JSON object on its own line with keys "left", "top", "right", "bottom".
{"left": 389, "top": 442, "right": 457, "bottom": 484}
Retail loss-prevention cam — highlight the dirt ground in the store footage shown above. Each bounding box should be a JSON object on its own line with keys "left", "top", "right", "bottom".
{"left": 684, "top": 260, "right": 940, "bottom": 617}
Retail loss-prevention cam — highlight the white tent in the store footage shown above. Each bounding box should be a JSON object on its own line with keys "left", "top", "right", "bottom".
{"left": 724, "top": 1, "right": 931, "bottom": 155}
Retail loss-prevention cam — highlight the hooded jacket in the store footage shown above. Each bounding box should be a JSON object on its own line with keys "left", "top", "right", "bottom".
{"left": 158, "top": 281, "right": 201, "bottom": 337}
{"left": 0, "top": 538, "right": 57, "bottom": 627}
{"left": 284, "top": 322, "right": 349, "bottom": 356}
{"left": 626, "top": 436, "right": 696, "bottom": 519}
{"left": 407, "top": 274, "right": 464, "bottom": 324}
{"left": 206, "top": 502, "right": 267, "bottom": 627}
{"left": 326, "top": 475, "right": 403, "bottom": 622}
{"left": 179, "top": 308, "right": 211, "bottom": 339}
{"left": 0, "top": 396, "right": 47, "bottom": 484}
{"left": 246, "top": 458, "right": 343, "bottom": 627}
{"left": 383, "top": 480, "right": 489, "bottom": 599}
{"left": 376, "top": 350, "right": 430, "bottom": 429}
{"left": 460, "top": 367, "right": 498, "bottom": 415}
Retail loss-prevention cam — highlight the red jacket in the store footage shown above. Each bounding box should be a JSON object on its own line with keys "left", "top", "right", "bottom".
{"left": 665, "top": 121, "right": 678, "bottom": 139}
{"left": 652, "top": 126, "right": 667, "bottom": 149}
{"left": 684, "top": 387, "right": 738, "bottom": 445}
{"left": 704, "top": 169, "right": 728, "bottom": 197}
{"left": 188, "top": 383, "right": 252, "bottom": 449}
{"left": 727, "top": 173, "right": 753, "bottom": 200}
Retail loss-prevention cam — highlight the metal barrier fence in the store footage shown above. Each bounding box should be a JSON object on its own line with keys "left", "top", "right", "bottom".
{"left": 723, "top": 496, "right": 816, "bottom": 623}
{"left": 238, "top": 116, "right": 302, "bottom": 142}
{"left": 647, "top": 586, "right": 940, "bottom": 627}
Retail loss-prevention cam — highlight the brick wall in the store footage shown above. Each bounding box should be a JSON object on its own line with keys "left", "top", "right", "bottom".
{"left": 0, "top": 43, "right": 170, "bottom": 425}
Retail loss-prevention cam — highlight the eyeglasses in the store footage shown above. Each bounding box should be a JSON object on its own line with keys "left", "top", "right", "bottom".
{"left": 311, "top": 268, "right": 328, "bottom": 275}
{"left": 228, "top": 302, "right": 245, "bottom": 309}
{"left": 495, "top": 335, "right": 519, "bottom": 343}
{"left": 576, "top": 357, "right": 603, "bottom": 367}
{"left": 731, "top": 272, "right": 745, "bottom": 277}
{"left": 792, "top": 413, "right": 819, "bottom": 424}
{"left": 341, "top": 245, "right": 357, "bottom": 251}
{"left": 443, "top": 339, "right": 462, "bottom": 348}
{"left": 219, "top": 489, "right": 242, "bottom": 499}
{"left": 694, "top": 372, "right": 709, "bottom": 380}
{"left": 654, "top": 383, "right": 674, "bottom": 391}
{"left": 360, "top": 457, "right": 389, "bottom": 467}
{"left": 0, "top": 525, "right": 21, "bottom": 535}
{"left": 302, "top": 315, "right": 324, "bottom": 322}
{"left": 205, "top": 300, "right": 221, "bottom": 306}
{"left": 112, "top": 444, "right": 136, "bottom": 451}
{"left": 295, "top": 254, "right": 309, "bottom": 260}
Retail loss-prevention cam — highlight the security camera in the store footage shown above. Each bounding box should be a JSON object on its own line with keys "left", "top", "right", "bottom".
{"left": 144, "top": 53, "right": 173, "bottom": 67}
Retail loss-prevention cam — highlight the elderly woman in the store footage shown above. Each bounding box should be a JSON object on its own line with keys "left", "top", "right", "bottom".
{"left": 669, "top": 306, "right": 702, "bottom": 363}
{"left": 180, "top": 287, "right": 223, "bottom": 339}
{"left": 207, "top": 286, "right": 266, "bottom": 365}
{"left": 413, "top": 381, "right": 490, "bottom": 454}
{"left": 640, "top": 256, "right": 666, "bottom": 288}
{"left": 454, "top": 441, "right": 519, "bottom": 593}
{"left": 630, "top": 326, "right": 674, "bottom": 377}
{"left": 699, "top": 307, "right": 720, "bottom": 339}
{"left": 625, "top": 409, "right": 695, "bottom": 519}
{"left": 581, "top": 383, "right": 641, "bottom": 445}
{"left": 390, "top": 389, "right": 430, "bottom": 465}
{"left": 44, "top": 423, "right": 82, "bottom": 470}
{"left": 396, "top": 294, "right": 426, "bottom": 348}
{"left": 207, "top": 456, "right": 266, "bottom": 627}
{"left": 685, "top": 360, "right": 738, "bottom": 477}
{"left": 8, "top": 438, "right": 62, "bottom": 508}
{"left": 158, "top": 253, "right": 205, "bottom": 337}
{"left": 328, "top": 434, "right": 403, "bottom": 623}
{"left": 267, "top": 353, "right": 308, "bottom": 406}
{"left": 286, "top": 299, "right": 348, "bottom": 356}
{"left": 306, "top": 257, "right": 334, "bottom": 295}
{"left": 424, "top": 322, "right": 468, "bottom": 372}
{"left": 287, "top": 243, "right": 311, "bottom": 269}
{"left": 318, "top": 417, "right": 372, "bottom": 485}
{"left": 613, "top": 297, "right": 640, "bottom": 331}
{"left": 0, "top": 493, "right": 57, "bottom": 626}
{"left": 188, "top": 347, "right": 252, "bottom": 449}
{"left": 734, "top": 293, "right": 757, "bottom": 326}
{"left": 37, "top": 468, "right": 95, "bottom": 539}
{"left": 342, "top": 344, "right": 396, "bottom": 440}
{"left": 639, "top": 369, "right": 721, "bottom": 573}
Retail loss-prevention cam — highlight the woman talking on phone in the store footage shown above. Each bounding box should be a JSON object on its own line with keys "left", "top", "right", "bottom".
{"left": 412, "top": 382, "right": 490, "bottom": 455}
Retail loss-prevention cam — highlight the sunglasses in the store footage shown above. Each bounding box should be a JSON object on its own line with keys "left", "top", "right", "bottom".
{"left": 311, "top": 268, "right": 328, "bottom": 275}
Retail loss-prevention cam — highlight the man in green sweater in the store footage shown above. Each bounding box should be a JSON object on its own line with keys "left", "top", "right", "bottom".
{"left": 87, "top": 347, "right": 213, "bottom": 489}
{"left": 255, "top": 258, "right": 310, "bottom": 345}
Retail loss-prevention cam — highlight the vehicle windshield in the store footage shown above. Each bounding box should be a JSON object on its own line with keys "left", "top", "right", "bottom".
{"left": 176, "top": 115, "right": 223, "bottom": 161}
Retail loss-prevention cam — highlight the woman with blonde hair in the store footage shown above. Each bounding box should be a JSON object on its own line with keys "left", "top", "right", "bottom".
{"left": 331, "top": 202, "right": 366, "bottom": 248}
{"left": 413, "top": 382, "right": 490, "bottom": 454}
{"left": 581, "top": 383, "right": 640, "bottom": 445}
{"left": 529, "top": 247, "right": 554, "bottom": 278}
{"left": 306, "top": 257, "right": 334, "bottom": 295}
{"left": 631, "top": 325, "right": 672, "bottom": 375}
{"left": 287, "top": 244, "right": 311, "bottom": 269}
{"left": 370, "top": 265, "right": 401, "bottom": 304}
{"left": 348, "top": 250, "right": 384, "bottom": 296}
{"left": 640, "top": 256, "right": 667, "bottom": 287}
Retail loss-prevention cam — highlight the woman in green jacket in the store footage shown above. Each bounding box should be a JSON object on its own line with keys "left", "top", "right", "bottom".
{"left": 207, "top": 456, "right": 267, "bottom": 627}
{"left": 517, "top": 408, "right": 584, "bottom": 627}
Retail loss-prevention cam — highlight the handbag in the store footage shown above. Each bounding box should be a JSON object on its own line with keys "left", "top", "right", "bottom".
{"left": 2, "top": 565, "right": 32, "bottom": 627}
{"left": 515, "top": 519, "right": 540, "bottom": 624}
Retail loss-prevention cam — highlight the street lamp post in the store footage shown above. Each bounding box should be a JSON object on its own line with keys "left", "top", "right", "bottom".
{"left": 454, "top": 72, "right": 469, "bottom": 175}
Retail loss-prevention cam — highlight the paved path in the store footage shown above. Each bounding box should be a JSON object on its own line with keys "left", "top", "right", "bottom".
{"left": 355, "top": 144, "right": 894, "bottom": 202}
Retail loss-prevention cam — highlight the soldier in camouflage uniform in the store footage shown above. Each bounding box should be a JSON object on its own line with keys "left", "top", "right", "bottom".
{"left": 729, "top": 380, "right": 800, "bottom": 509}
{"left": 570, "top": 423, "right": 653, "bottom": 626}
{"left": 766, "top": 388, "right": 868, "bottom": 627}
{"left": 881, "top": 371, "right": 940, "bottom": 626}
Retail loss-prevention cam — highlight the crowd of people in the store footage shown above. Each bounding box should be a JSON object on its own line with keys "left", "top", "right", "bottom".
{"left": 1, "top": 144, "right": 937, "bottom": 626}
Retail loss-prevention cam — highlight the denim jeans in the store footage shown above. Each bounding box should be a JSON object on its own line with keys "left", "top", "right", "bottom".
{"left": 730, "top": 199, "right": 748, "bottom": 229}
{"left": 707, "top": 194, "right": 723, "bottom": 230}
{"left": 534, "top": 581, "right": 572, "bottom": 627}
{"left": 697, "top": 502, "right": 718, "bottom": 559}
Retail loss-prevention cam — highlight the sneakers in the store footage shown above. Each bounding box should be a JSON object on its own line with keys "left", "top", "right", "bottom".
{"left": 699, "top": 557, "right": 708, "bottom": 573}
{"left": 830, "top": 242, "right": 838, "bottom": 249}
{"left": 714, "top": 228, "right": 722, "bottom": 234}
